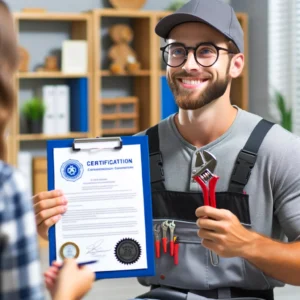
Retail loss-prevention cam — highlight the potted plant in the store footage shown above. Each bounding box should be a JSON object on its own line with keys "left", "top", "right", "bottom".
{"left": 21, "top": 97, "right": 45, "bottom": 134}
{"left": 274, "top": 90, "right": 292, "bottom": 132}
{"left": 166, "top": 0, "right": 187, "bottom": 11}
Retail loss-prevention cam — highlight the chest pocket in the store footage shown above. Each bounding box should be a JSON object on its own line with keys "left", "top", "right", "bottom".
{"left": 152, "top": 190, "right": 251, "bottom": 225}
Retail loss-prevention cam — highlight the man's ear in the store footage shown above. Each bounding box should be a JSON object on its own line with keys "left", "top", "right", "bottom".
{"left": 229, "top": 53, "right": 244, "bottom": 78}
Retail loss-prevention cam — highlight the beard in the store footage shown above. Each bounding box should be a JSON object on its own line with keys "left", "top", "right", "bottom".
{"left": 167, "top": 69, "right": 230, "bottom": 110}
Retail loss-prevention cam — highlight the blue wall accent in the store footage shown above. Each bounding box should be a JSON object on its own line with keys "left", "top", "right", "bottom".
{"left": 161, "top": 76, "right": 178, "bottom": 120}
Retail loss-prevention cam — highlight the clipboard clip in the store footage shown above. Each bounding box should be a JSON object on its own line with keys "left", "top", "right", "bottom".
{"left": 72, "top": 137, "right": 123, "bottom": 151}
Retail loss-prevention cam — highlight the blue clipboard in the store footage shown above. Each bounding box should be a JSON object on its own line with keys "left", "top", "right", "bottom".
{"left": 47, "top": 135, "right": 155, "bottom": 280}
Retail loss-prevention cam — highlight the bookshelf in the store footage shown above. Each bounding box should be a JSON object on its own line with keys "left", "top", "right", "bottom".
{"left": 10, "top": 11, "right": 93, "bottom": 166}
{"left": 92, "top": 9, "right": 161, "bottom": 137}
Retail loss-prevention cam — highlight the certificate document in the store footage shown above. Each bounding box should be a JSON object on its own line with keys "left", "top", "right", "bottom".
{"left": 47, "top": 136, "right": 155, "bottom": 279}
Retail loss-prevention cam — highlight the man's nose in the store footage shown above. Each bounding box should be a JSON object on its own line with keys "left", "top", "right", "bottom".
{"left": 182, "top": 51, "right": 200, "bottom": 72}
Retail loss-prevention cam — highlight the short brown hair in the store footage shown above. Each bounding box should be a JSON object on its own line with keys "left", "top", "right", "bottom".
{"left": 227, "top": 40, "right": 240, "bottom": 54}
{"left": 0, "top": 1, "right": 18, "bottom": 160}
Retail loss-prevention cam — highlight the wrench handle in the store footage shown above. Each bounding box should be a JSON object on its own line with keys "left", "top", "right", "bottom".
{"left": 170, "top": 241, "right": 174, "bottom": 256}
{"left": 209, "top": 175, "right": 219, "bottom": 208}
{"left": 162, "top": 237, "right": 167, "bottom": 253}
{"left": 155, "top": 241, "right": 160, "bottom": 258}
{"left": 174, "top": 243, "right": 179, "bottom": 265}
{"left": 193, "top": 176, "right": 209, "bottom": 206}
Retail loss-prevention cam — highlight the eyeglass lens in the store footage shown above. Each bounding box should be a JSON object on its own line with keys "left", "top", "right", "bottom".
{"left": 163, "top": 43, "right": 219, "bottom": 67}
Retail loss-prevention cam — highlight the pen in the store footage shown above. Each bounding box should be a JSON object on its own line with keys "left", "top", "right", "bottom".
{"left": 77, "top": 260, "right": 98, "bottom": 267}
{"left": 59, "top": 260, "right": 98, "bottom": 269}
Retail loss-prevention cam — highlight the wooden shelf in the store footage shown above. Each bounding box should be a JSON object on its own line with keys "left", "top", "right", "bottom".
{"left": 155, "top": 11, "right": 173, "bottom": 19}
{"left": 160, "top": 70, "right": 166, "bottom": 76}
{"left": 14, "top": 12, "right": 90, "bottom": 21}
{"left": 17, "top": 72, "right": 90, "bottom": 79}
{"left": 18, "top": 132, "right": 89, "bottom": 141}
{"left": 93, "top": 8, "right": 162, "bottom": 18}
{"left": 102, "top": 128, "right": 138, "bottom": 135}
{"left": 99, "top": 70, "right": 150, "bottom": 77}
{"left": 101, "top": 113, "right": 138, "bottom": 120}
{"left": 101, "top": 97, "right": 138, "bottom": 105}
{"left": 7, "top": 11, "right": 94, "bottom": 165}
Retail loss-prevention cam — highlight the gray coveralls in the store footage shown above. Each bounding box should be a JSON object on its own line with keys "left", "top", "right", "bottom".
{"left": 136, "top": 120, "right": 275, "bottom": 300}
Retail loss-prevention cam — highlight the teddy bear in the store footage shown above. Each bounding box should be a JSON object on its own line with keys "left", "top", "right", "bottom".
{"left": 108, "top": 24, "right": 141, "bottom": 74}
{"left": 18, "top": 46, "right": 29, "bottom": 72}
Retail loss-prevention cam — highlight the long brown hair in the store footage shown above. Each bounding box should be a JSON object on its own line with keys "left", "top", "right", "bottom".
{"left": 0, "top": 1, "right": 18, "bottom": 160}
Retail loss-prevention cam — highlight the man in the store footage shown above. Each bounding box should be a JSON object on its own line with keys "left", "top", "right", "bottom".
{"left": 33, "top": 0, "right": 300, "bottom": 299}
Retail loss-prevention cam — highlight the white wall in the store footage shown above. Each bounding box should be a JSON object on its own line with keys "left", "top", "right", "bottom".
{"left": 231, "top": 0, "right": 271, "bottom": 120}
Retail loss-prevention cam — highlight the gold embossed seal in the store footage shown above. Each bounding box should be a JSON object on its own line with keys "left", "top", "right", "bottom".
{"left": 59, "top": 242, "right": 80, "bottom": 259}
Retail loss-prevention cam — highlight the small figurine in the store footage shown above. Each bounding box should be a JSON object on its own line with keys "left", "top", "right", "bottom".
{"left": 36, "top": 55, "right": 59, "bottom": 72}
{"left": 108, "top": 24, "right": 141, "bottom": 74}
{"left": 18, "top": 46, "right": 30, "bottom": 72}
{"left": 44, "top": 56, "right": 58, "bottom": 71}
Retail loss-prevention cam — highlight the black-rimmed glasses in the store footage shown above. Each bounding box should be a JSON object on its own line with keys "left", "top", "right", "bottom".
{"left": 160, "top": 42, "right": 233, "bottom": 68}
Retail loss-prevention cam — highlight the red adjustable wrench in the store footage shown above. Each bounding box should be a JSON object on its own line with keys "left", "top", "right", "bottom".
{"left": 193, "top": 150, "right": 220, "bottom": 267}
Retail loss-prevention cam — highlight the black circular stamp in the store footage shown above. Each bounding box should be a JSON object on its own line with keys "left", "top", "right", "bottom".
{"left": 114, "top": 238, "right": 141, "bottom": 265}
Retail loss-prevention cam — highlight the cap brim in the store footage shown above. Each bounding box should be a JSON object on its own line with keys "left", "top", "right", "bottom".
{"left": 155, "top": 13, "right": 229, "bottom": 41}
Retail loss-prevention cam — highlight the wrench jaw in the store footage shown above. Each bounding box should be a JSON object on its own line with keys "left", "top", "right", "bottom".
{"left": 194, "top": 150, "right": 217, "bottom": 177}
{"left": 161, "top": 221, "right": 169, "bottom": 253}
{"left": 167, "top": 221, "right": 176, "bottom": 257}
{"left": 154, "top": 224, "right": 160, "bottom": 240}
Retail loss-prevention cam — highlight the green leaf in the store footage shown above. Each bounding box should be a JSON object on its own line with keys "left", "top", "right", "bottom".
{"left": 21, "top": 97, "right": 45, "bottom": 121}
{"left": 274, "top": 90, "right": 292, "bottom": 131}
{"left": 284, "top": 110, "right": 292, "bottom": 131}
{"left": 276, "top": 91, "right": 286, "bottom": 115}
{"left": 166, "top": 0, "right": 187, "bottom": 11}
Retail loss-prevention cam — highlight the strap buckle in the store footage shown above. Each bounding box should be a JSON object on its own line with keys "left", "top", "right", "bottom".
{"left": 231, "top": 149, "right": 257, "bottom": 186}
{"left": 150, "top": 152, "right": 164, "bottom": 183}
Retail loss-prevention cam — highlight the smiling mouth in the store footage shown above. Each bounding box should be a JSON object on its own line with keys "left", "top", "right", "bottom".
{"left": 180, "top": 78, "right": 208, "bottom": 84}
{"left": 177, "top": 78, "right": 209, "bottom": 88}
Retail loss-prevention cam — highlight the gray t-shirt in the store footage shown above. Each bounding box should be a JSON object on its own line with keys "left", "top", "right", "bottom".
{"left": 139, "top": 107, "right": 300, "bottom": 243}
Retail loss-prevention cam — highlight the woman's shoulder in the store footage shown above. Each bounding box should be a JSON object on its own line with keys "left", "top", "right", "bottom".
{"left": 0, "top": 161, "right": 31, "bottom": 219}
{"left": 0, "top": 161, "right": 28, "bottom": 196}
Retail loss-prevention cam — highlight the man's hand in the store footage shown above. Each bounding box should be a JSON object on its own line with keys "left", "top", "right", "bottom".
{"left": 196, "top": 206, "right": 300, "bottom": 285}
{"left": 33, "top": 190, "right": 68, "bottom": 240}
{"left": 195, "top": 206, "right": 255, "bottom": 258}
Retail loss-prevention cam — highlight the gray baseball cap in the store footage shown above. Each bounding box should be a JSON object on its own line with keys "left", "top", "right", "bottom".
{"left": 155, "top": 0, "right": 244, "bottom": 53}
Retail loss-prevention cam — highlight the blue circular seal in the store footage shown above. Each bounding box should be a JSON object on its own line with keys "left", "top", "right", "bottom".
{"left": 60, "top": 159, "right": 84, "bottom": 182}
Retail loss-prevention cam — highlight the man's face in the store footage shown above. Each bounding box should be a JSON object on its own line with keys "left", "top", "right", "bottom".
{"left": 166, "top": 22, "right": 232, "bottom": 110}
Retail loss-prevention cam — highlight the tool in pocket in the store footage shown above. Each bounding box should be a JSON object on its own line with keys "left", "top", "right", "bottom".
{"left": 193, "top": 150, "right": 220, "bottom": 267}
{"left": 154, "top": 224, "right": 161, "bottom": 258}
{"left": 167, "top": 220, "right": 176, "bottom": 256}
{"left": 161, "top": 220, "right": 169, "bottom": 253}
{"left": 173, "top": 236, "right": 179, "bottom": 265}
